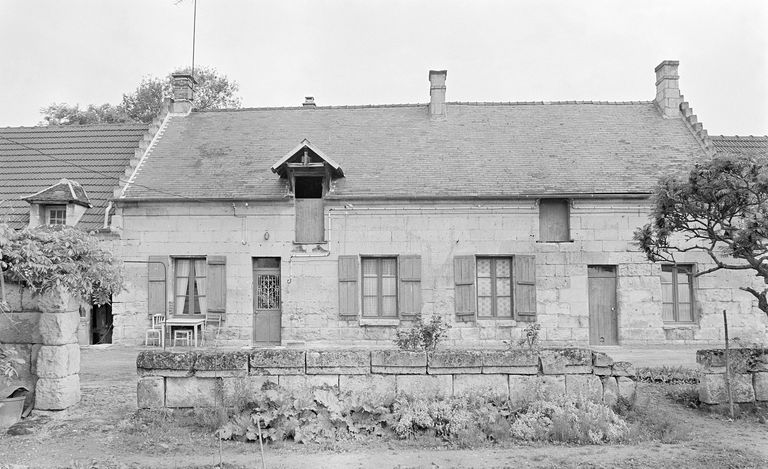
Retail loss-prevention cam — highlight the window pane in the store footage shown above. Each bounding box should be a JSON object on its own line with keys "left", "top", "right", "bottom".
{"left": 662, "top": 303, "right": 675, "bottom": 322}
{"left": 661, "top": 284, "right": 674, "bottom": 304}
{"left": 496, "top": 259, "right": 511, "bottom": 277}
{"left": 382, "top": 297, "right": 397, "bottom": 317}
{"left": 677, "top": 303, "right": 693, "bottom": 322}
{"left": 478, "top": 297, "right": 492, "bottom": 317}
{"left": 477, "top": 259, "right": 491, "bottom": 277}
{"left": 363, "top": 277, "right": 378, "bottom": 296}
{"left": 496, "top": 278, "right": 511, "bottom": 296}
{"left": 362, "top": 259, "right": 378, "bottom": 275}
{"left": 363, "top": 297, "right": 378, "bottom": 316}
{"left": 677, "top": 283, "right": 691, "bottom": 305}
{"left": 477, "top": 277, "right": 492, "bottom": 296}
{"left": 660, "top": 266, "right": 673, "bottom": 284}
{"left": 382, "top": 277, "right": 397, "bottom": 296}
{"left": 496, "top": 297, "right": 512, "bottom": 317}
{"left": 381, "top": 258, "right": 397, "bottom": 276}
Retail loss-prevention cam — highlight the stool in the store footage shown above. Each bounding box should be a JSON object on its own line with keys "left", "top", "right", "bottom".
{"left": 173, "top": 329, "right": 192, "bottom": 347}
{"left": 145, "top": 328, "right": 161, "bottom": 346}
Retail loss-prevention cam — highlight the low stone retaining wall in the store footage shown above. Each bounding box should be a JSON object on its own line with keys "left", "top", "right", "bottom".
{"left": 697, "top": 348, "right": 768, "bottom": 405}
{"left": 136, "top": 348, "right": 637, "bottom": 409}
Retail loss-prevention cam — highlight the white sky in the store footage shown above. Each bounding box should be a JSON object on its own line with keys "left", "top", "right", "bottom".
{"left": 0, "top": 0, "right": 766, "bottom": 135}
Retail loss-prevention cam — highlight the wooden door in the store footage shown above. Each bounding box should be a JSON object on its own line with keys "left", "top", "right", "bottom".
{"left": 588, "top": 265, "right": 618, "bottom": 345}
{"left": 253, "top": 258, "right": 281, "bottom": 344}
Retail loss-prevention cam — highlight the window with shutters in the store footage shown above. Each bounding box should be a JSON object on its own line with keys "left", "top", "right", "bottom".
{"left": 362, "top": 257, "right": 398, "bottom": 317}
{"left": 661, "top": 264, "right": 695, "bottom": 323}
{"left": 477, "top": 257, "right": 513, "bottom": 318}
{"left": 146, "top": 255, "right": 227, "bottom": 319}
{"left": 539, "top": 199, "right": 570, "bottom": 242}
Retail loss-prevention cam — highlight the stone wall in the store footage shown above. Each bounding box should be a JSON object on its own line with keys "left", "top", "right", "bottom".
{"left": 113, "top": 199, "right": 768, "bottom": 347}
{"left": 696, "top": 348, "right": 768, "bottom": 405}
{"left": 0, "top": 282, "right": 81, "bottom": 410}
{"left": 136, "top": 348, "right": 637, "bottom": 409}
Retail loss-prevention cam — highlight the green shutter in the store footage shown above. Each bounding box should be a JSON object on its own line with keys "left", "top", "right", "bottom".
{"left": 513, "top": 255, "right": 537, "bottom": 322}
{"left": 207, "top": 256, "right": 227, "bottom": 314}
{"left": 398, "top": 255, "right": 422, "bottom": 317}
{"left": 454, "top": 255, "right": 476, "bottom": 321}
{"left": 147, "top": 256, "right": 168, "bottom": 316}
{"left": 338, "top": 255, "right": 359, "bottom": 319}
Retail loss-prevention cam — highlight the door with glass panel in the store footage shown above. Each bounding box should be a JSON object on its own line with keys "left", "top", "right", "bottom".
{"left": 253, "top": 258, "right": 281, "bottom": 344}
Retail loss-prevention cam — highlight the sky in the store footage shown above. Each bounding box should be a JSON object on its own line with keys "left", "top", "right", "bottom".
{"left": 0, "top": 0, "right": 766, "bottom": 135}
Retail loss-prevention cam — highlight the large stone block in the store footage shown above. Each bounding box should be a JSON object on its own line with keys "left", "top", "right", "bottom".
{"left": 194, "top": 351, "right": 248, "bottom": 378}
{"left": 371, "top": 350, "right": 426, "bottom": 374}
{"left": 749, "top": 349, "right": 768, "bottom": 373}
{"left": 0, "top": 312, "right": 42, "bottom": 344}
{"left": 38, "top": 311, "right": 79, "bottom": 345}
{"left": 754, "top": 372, "right": 768, "bottom": 401}
{"left": 592, "top": 351, "right": 614, "bottom": 367}
{"left": 279, "top": 375, "right": 339, "bottom": 396}
{"left": 697, "top": 349, "right": 754, "bottom": 374}
{"left": 428, "top": 350, "right": 482, "bottom": 374}
{"left": 36, "top": 287, "right": 78, "bottom": 314}
{"left": 221, "top": 376, "right": 278, "bottom": 407}
{"left": 453, "top": 374, "right": 508, "bottom": 398}
{"left": 534, "top": 375, "right": 566, "bottom": 400}
{"left": 137, "top": 377, "right": 165, "bottom": 409}
{"left": 35, "top": 374, "right": 80, "bottom": 410}
{"left": 699, "top": 373, "right": 756, "bottom": 404}
{"left": 565, "top": 374, "right": 602, "bottom": 402}
{"left": 36, "top": 344, "right": 80, "bottom": 378}
{"left": 396, "top": 375, "right": 452, "bottom": 398}
{"left": 508, "top": 375, "right": 537, "bottom": 405}
{"left": 540, "top": 348, "right": 592, "bottom": 374}
{"left": 137, "top": 350, "right": 195, "bottom": 377}
{"left": 339, "top": 375, "right": 396, "bottom": 402}
{"left": 306, "top": 350, "right": 370, "bottom": 375}
{"left": 166, "top": 377, "right": 221, "bottom": 407}
{"left": 482, "top": 349, "right": 539, "bottom": 374}
{"left": 616, "top": 377, "right": 636, "bottom": 402}
{"left": 611, "top": 361, "right": 636, "bottom": 377}
{"left": 249, "top": 349, "right": 305, "bottom": 375}
{"left": 602, "top": 377, "right": 619, "bottom": 407}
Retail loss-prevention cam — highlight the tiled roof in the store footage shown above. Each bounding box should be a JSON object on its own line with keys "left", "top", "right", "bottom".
{"left": 0, "top": 124, "right": 149, "bottom": 230}
{"left": 23, "top": 178, "right": 92, "bottom": 207}
{"left": 711, "top": 135, "right": 768, "bottom": 156}
{"left": 122, "top": 102, "right": 709, "bottom": 200}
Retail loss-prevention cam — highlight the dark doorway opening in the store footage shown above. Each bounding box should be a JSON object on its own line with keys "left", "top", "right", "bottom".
{"left": 91, "top": 300, "right": 113, "bottom": 344}
{"left": 295, "top": 177, "right": 323, "bottom": 198}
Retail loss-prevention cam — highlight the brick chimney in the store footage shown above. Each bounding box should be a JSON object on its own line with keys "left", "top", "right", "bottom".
{"left": 654, "top": 60, "right": 682, "bottom": 118}
{"left": 303, "top": 96, "right": 316, "bottom": 108}
{"left": 170, "top": 73, "right": 196, "bottom": 114}
{"left": 429, "top": 70, "right": 447, "bottom": 118}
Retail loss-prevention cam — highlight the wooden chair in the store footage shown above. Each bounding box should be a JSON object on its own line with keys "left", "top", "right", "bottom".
{"left": 144, "top": 314, "right": 165, "bottom": 347}
{"left": 203, "top": 312, "right": 223, "bottom": 345}
{"left": 173, "top": 329, "right": 191, "bottom": 347}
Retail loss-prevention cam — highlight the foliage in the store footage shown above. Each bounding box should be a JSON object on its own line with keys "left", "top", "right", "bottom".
{"left": 0, "top": 223, "right": 123, "bottom": 305}
{"left": 0, "top": 343, "right": 23, "bottom": 381}
{"left": 40, "top": 65, "right": 242, "bottom": 125}
{"left": 517, "top": 323, "right": 541, "bottom": 350}
{"left": 635, "top": 366, "right": 701, "bottom": 384}
{"left": 393, "top": 313, "right": 452, "bottom": 351}
{"left": 633, "top": 154, "right": 768, "bottom": 316}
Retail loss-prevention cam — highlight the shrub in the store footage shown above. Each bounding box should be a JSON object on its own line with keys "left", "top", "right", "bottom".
{"left": 635, "top": 366, "right": 700, "bottom": 384}
{"left": 393, "top": 313, "right": 451, "bottom": 351}
{"left": 517, "top": 323, "right": 541, "bottom": 350}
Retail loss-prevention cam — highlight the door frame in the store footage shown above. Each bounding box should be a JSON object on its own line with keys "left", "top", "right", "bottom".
{"left": 587, "top": 265, "right": 618, "bottom": 346}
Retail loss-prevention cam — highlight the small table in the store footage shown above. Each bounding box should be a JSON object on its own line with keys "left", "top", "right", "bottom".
{"left": 161, "top": 316, "right": 206, "bottom": 348}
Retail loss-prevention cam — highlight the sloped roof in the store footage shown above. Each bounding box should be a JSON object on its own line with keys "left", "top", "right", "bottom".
{"left": 23, "top": 178, "right": 92, "bottom": 207}
{"left": 121, "top": 102, "right": 709, "bottom": 201}
{"left": 711, "top": 135, "right": 768, "bottom": 157}
{"left": 0, "top": 124, "right": 149, "bottom": 229}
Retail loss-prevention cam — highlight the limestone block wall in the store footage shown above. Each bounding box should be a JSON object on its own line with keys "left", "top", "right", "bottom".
{"left": 696, "top": 348, "right": 768, "bottom": 405}
{"left": 113, "top": 199, "right": 768, "bottom": 347}
{"left": 0, "top": 282, "right": 81, "bottom": 410}
{"left": 136, "top": 348, "right": 637, "bottom": 409}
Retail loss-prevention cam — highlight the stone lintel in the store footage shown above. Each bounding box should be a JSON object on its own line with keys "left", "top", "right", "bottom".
{"left": 249, "top": 349, "right": 305, "bottom": 374}
{"left": 136, "top": 350, "right": 196, "bottom": 371}
{"left": 371, "top": 350, "right": 426, "bottom": 374}
{"left": 194, "top": 351, "right": 249, "bottom": 372}
{"left": 306, "top": 350, "right": 370, "bottom": 375}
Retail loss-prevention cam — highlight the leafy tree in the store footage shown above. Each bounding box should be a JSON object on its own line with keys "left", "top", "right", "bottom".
{"left": 634, "top": 154, "right": 768, "bottom": 316}
{"left": 40, "top": 65, "right": 241, "bottom": 125}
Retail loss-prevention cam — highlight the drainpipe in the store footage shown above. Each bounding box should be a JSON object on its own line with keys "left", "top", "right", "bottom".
{"left": 103, "top": 201, "right": 113, "bottom": 229}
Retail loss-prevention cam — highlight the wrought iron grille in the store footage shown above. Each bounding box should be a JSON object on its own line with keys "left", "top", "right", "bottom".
{"left": 257, "top": 274, "right": 280, "bottom": 309}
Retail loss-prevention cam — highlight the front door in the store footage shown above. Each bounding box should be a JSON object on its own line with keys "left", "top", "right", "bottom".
{"left": 253, "top": 258, "right": 281, "bottom": 345}
{"left": 588, "top": 265, "right": 618, "bottom": 345}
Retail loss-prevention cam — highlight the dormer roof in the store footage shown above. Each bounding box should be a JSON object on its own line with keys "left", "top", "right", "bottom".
{"left": 270, "top": 139, "right": 344, "bottom": 178}
{"left": 23, "top": 178, "right": 92, "bottom": 208}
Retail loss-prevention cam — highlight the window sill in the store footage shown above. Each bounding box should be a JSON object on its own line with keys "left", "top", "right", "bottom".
{"left": 536, "top": 240, "right": 574, "bottom": 244}
{"left": 662, "top": 323, "right": 698, "bottom": 329}
{"left": 359, "top": 318, "right": 400, "bottom": 327}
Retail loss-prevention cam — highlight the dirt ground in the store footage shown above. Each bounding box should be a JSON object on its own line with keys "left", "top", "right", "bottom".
{"left": 0, "top": 345, "right": 766, "bottom": 469}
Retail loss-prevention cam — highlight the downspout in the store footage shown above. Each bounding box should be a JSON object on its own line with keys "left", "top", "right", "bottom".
{"left": 103, "top": 201, "right": 113, "bottom": 229}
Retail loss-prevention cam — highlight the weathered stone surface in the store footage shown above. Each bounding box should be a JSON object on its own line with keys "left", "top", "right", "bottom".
{"left": 540, "top": 348, "right": 593, "bottom": 374}
{"left": 306, "top": 350, "right": 370, "bottom": 375}
{"left": 508, "top": 375, "right": 537, "bottom": 405}
{"left": 753, "top": 372, "right": 768, "bottom": 401}
{"left": 535, "top": 375, "right": 566, "bottom": 400}
{"left": 38, "top": 312, "right": 79, "bottom": 345}
{"left": 428, "top": 350, "right": 482, "bottom": 374}
{"left": 371, "top": 350, "right": 426, "bottom": 374}
{"left": 565, "top": 374, "right": 602, "bottom": 402}
{"left": 453, "top": 374, "right": 508, "bottom": 398}
{"left": 616, "top": 377, "right": 636, "bottom": 402}
{"left": 698, "top": 373, "right": 755, "bottom": 404}
{"left": 592, "top": 351, "right": 614, "bottom": 367}
{"left": 696, "top": 349, "right": 752, "bottom": 374}
{"left": 339, "top": 375, "right": 396, "bottom": 402}
{"left": 166, "top": 377, "right": 221, "bottom": 407}
{"left": 0, "top": 312, "right": 42, "bottom": 344}
{"left": 279, "top": 375, "right": 339, "bottom": 395}
{"left": 137, "top": 377, "right": 165, "bottom": 409}
{"left": 482, "top": 349, "right": 539, "bottom": 374}
{"left": 249, "top": 349, "right": 305, "bottom": 375}
{"left": 35, "top": 344, "right": 80, "bottom": 378}
{"left": 749, "top": 349, "right": 768, "bottom": 372}
{"left": 137, "top": 350, "right": 196, "bottom": 375}
{"left": 611, "top": 361, "right": 636, "bottom": 377}
{"left": 602, "top": 377, "right": 619, "bottom": 407}
{"left": 221, "top": 376, "right": 278, "bottom": 407}
{"left": 138, "top": 369, "right": 194, "bottom": 378}
{"left": 35, "top": 375, "right": 80, "bottom": 410}
{"left": 36, "top": 288, "right": 78, "bottom": 314}
{"left": 195, "top": 351, "right": 249, "bottom": 372}
{"left": 593, "top": 366, "right": 612, "bottom": 376}
{"left": 396, "top": 375, "right": 452, "bottom": 398}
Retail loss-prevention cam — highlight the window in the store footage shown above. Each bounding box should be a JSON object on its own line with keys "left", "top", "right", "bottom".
{"left": 661, "top": 264, "right": 694, "bottom": 323}
{"left": 362, "top": 257, "right": 398, "bottom": 317}
{"left": 477, "top": 257, "right": 513, "bottom": 318}
{"left": 174, "top": 258, "right": 207, "bottom": 315}
{"left": 47, "top": 205, "right": 67, "bottom": 225}
{"left": 539, "top": 199, "right": 570, "bottom": 242}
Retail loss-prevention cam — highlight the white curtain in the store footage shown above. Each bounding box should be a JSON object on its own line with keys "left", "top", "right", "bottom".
{"left": 175, "top": 259, "right": 191, "bottom": 315}
{"left": 195, "top": 259, "right": 207, "bottom": 316}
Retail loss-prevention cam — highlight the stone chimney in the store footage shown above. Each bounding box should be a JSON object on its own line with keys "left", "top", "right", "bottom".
{"left": 654, "top": 60, "right": 682, "bottom": 118}
{"left": 170, "top": 73, "right": 196, "bottom": 114}
{"left": 303, "top": 96, "right": 316, "bottom": 108}
{"left": 429, "top": 70, "right": 447, "bottom": 118}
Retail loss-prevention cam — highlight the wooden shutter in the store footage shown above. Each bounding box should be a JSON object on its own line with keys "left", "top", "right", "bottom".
{"left": 338, "top": 255, "right": 359, "bottom": 319}
{"left": 539, "top": 199, "right": 570, "bottom": 242}
{"left": 207, "top": 256, "right": 227, "bottom": 314}
{"left": 454, "top": 255, "right": 476, "bottom": 321}
{"left": 513, "top": 255, "right": 537, "bottom": 322}
{"left": 398, "top": 255, "right": 422, "bottom": 317}
{"left": 147, "top": 256, "right": 168, "bottom": 316}
{"left": 295, "top": 199, "right": 325, "bottom": 243}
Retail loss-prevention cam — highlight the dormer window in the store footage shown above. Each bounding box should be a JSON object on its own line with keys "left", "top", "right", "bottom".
{"left": 46, "top": 205, "right": 67, "bottom": 225}
{"left": 22, "top": 178, "right": 92, "bottom": 228}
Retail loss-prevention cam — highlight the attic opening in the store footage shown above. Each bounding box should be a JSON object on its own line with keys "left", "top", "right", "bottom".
{"left": 295, "top": 177, "right": 323, "bottom": 199}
